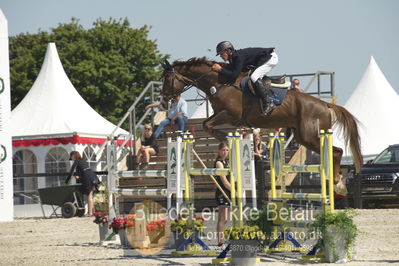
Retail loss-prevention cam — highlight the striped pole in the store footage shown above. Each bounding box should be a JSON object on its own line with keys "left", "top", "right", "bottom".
{"left": 116, "top": 170, "right": 166, "bottom": 178}
{"left": 282, "top": 165, "right": 321, "bottom": 173}
{"left": 111, "top": 188, "right": 167, "bottom": 196}
{"left": 189, "top": 168, "right": 230, "bottom": 176}
{"left": 191, "top": 149, "right": 232, "bottom": 205}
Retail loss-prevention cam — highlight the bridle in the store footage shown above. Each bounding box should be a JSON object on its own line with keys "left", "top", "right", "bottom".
{"left": 163, "top": 67, "right": 213, "bottom": 99}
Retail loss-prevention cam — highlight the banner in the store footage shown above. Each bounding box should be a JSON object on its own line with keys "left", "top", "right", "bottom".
{"left": 0, "top": 9, "right": 13, "bottom": 221}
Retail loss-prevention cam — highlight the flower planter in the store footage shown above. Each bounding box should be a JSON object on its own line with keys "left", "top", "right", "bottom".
{"left": 324, "top": 225, "right": 348, "bottom": 263}
{"left": 230, "top": 240, "right": 259, "bottom": 266}
{"left": 98, "top": 223, "right": 109, "bottom": 242}
{"left": 173, "top": 232, "right": 199, "bottom": 250}
{"left": 148, "top": 228, "right": 165, "bottom": 244}
{"left": 118, "top": 229, "right": 133, "bottom": 248}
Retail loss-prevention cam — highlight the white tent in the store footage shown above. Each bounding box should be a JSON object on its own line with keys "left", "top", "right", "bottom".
{"left": 10, "top": 43, "right": 128, "bottom": 216}
{"left": 11, "top": 43, "right": 126, "bottom": 140}
{"left": 334, "top": 56, "right": 399, "bottom": 163}
{"left": 190, "top": 101, "right": 213, "bottom": 119}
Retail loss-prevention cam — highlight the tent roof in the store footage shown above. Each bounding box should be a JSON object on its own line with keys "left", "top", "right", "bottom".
{"left": 334, "top": 56, "right": 399, "bottom": 162}
{"left": 190, "top": 101, "right": 214, "bottom": 119}
{"left": 11, "top": 43, "right": 127, "bottom": 142}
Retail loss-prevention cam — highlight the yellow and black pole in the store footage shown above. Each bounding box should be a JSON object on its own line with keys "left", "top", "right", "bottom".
{"left": 183, "top": 135, "right": 190, "bottom": 203}
{"left": 268, "top": 133, "right": 278, "bottom": 241}
{"left": 269, "top": 133, "right": 276, "bottom": 199}
{"left": 234, "top": 131, "right": 244, "bottom": 227}
{"left": 320, "top": 130, "right": 328, "bottom": 213}
{"left": 227, "top": 132, "right": 237, "bottom": 227}
{"left": 327, "top": 129, "right": 335, "bottom": 213}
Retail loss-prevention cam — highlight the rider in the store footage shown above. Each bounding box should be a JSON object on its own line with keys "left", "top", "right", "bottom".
{"left": 212, "top": 41, "right": 278, "bottom": 115}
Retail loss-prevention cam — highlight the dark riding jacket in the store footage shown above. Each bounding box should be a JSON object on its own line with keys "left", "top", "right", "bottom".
{"left": 220, "top": 47, "right": 275, "bottom": 83}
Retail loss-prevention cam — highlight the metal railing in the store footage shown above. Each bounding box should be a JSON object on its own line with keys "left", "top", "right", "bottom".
{"left": 94, "top": 81, "right": 162, "bottom": 169}
{"left": 284, "top": 71, "right": 335, "bottom": 147}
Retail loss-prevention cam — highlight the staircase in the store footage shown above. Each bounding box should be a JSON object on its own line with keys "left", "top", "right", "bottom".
{"left": 117, "top": 118, "right": 243, "bottom": 211}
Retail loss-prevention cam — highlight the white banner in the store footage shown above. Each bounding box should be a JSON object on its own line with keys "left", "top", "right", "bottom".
{"left": 240, "top": 138, "right": 254, "bottom": 190}
{"left": 167, "top": 140, "right": 184, "bottom": 193}
{"left": 0, "top": 9, "right": 13, "bottom": 222}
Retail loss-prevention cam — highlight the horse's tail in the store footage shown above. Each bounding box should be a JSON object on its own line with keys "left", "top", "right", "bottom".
{"left": 327, "top": 103, "right": 363, "bottom": 173}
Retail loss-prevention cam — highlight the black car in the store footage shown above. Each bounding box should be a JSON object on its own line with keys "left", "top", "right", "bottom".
{"left": 347, "top": 144, "right": 399, "bottom": 208}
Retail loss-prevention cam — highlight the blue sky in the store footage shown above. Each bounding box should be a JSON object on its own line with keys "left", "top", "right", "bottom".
{"left": 2, "top": 0, "right": 399, "bottom": 106}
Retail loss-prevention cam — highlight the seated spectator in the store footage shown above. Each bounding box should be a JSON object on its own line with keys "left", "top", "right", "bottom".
{"left": 154, "top": 94, "right": 188, "bottom": 138}
{"left": 145, "top": 96, "right": 168, "bottom": 126}
{"left": 136, "top": 123, "right": 159, "bottom": 170}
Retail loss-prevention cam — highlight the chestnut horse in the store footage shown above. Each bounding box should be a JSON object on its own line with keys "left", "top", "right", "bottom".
{"left": 161, "top": 58, "right": 362, "bottom": 182}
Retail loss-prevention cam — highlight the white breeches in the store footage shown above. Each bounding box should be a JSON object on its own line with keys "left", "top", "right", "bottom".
{"left": 250, "top": 52, "right": 279, "bottom": 82}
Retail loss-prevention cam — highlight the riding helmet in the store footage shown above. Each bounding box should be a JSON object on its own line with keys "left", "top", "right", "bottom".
{"left": 216, "top": 41, "right": 234, "bottom": 56}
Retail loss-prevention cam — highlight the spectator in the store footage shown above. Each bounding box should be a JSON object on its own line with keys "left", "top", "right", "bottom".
{"left": 136, "top": 123, "right": 159, "bottom": 170}
{"left": 214, "top": 142, "right": 231, "bottom": 247}
{"left": 145, "top": 96, "right": 168, "bottom": 126}
{"left": 292, "top": 79, "right": 303, "bottom": 92}
{"left": 253, "top": 131, "right": 268, "bottom": 202}
{"left": 65, "top": 151, "right": 99, "bottom": 216}
{"left": 253, "top": 130, "right": 268, "bottom": 160}
{"left": 153, "top": 94, "right": 188, "bottom": 138}
{"left": 334, "top": 172, "right": 349, "bottom": 209}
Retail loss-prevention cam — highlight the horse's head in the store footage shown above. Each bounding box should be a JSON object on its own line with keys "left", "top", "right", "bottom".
{"left": 161, "top": 59, "right": 194, "bottom": 101}
{"left": 161, "top": 58, "right": 220, "bottom": 101}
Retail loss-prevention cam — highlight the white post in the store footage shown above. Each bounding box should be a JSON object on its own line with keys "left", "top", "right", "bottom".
{"left": 248, "top": 132, "right": 257, "bottom": 210}
{"left": 240, "top": 134, "right": 257, "bottom": 210}
{"left": 167, "top": 135, "right": 183, "bottom": 217}
{"left": 175, "top": 135, "right": 183, "bottom": 214}
{"left": 107, "top": 144, "right": 117, "bottom": 219}
{"left": 0, "top": 9, "right": 13, "bottom": 222}
{"left": 35, "top": 147, "right": 47, "bottom": 188}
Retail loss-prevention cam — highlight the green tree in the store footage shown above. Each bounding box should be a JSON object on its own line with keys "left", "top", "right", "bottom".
{"left": 9, "top": 17, "right": 168, "bottom": 126}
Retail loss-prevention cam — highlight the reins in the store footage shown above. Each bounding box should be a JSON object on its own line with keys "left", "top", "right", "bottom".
{"left": 165, "top": 68, "right": 214, "bottom": 98}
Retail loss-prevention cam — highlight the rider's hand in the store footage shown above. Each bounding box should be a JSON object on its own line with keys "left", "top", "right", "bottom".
{"left": 212, "top": 64, "right": 222, "bottom": 72}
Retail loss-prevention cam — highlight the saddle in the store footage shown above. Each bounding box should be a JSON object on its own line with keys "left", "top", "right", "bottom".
{"left": 240, "top": 76, "right": 290, "bottom": 105}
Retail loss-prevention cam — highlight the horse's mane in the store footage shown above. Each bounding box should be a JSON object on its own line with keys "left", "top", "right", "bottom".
{"left": 172, "top": 57, "right": 216, "bottom": 68}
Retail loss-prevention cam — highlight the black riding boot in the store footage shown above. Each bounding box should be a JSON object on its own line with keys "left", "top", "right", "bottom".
{"left": 254, "top": 78, "right": 275, "bottom": 115}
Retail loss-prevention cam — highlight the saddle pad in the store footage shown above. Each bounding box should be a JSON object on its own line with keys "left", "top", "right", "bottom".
{"left": 240, "top": 76, "right": 288, "bottom": 105}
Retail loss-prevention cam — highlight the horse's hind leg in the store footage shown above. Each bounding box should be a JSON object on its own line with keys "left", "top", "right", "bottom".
{"left": 332, "top": 146, "right": 343, "bottom": 183}
{"left": 202, "top": 110, "right": 234, "bottom": 141}
{"left": 296, "top": 126, "right": 342, "bottom": 184}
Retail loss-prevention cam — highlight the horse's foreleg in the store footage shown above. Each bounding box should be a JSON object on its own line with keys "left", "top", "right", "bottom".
{"left": 202, "top": 110, "right": 233, "bottom": 141}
